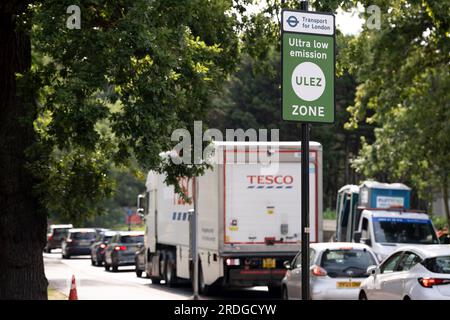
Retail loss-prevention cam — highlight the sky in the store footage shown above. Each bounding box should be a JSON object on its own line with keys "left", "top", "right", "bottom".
{"left": 336, "top": 4, "right": 365, "bottom": 35}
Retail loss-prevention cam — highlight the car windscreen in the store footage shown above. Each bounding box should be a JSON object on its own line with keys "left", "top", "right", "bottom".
{"left": 120, "top": 235, "right": 144, "bottom": 244}
{"left": 71, "top": 232, "right": 96, "bottom": 240}
{"left": 373, "top": 218, "right": 438, "bottom": 244}
{"left": 320, "top": 249, "right": 377, "bottom": 278}
{"left": 422, "top": 256, "right": 450, "bottom": 274}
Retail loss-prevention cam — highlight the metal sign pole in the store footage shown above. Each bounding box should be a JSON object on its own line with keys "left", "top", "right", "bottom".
{"left": 191, "top": 177, "right": 199, "bottom": 300}
{"left": 299, "top": 0, "right": 310, "bottom": 302}
{"left": 301, "top": 123, "right": 310, "bottom": 300}
{"left": 281, "top": 0, "right": 335, "bottom": 300}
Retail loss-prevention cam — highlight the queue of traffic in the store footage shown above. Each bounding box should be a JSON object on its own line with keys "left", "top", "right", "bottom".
{"left": 44, "top": 141, "right": 450, "bottom": 300}
{"left": 45, "top": 226, "right": 144, "bottom": 272}
{"left": 43, "top": 224, "right": 450, "bottom": 300}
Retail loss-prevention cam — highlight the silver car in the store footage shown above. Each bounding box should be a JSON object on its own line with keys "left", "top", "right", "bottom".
{"left": 281, "top": 242, "right": 379, "bottom": 300}
{"left": 104, "top": 231, "right": 144, "bottom": 272}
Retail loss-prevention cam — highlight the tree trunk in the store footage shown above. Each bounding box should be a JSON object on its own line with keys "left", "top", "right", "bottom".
{"left": 0, "top": 5, "right": 48, "bottom": 299}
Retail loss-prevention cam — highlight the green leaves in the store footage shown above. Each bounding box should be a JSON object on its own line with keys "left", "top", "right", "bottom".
{"left": 343, "top": 0, "right": 450, "bottom": 218}
{"left": 27, "top": 0, "right": 240, "bottom": 220}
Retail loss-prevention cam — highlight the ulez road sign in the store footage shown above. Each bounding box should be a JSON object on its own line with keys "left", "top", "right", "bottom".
{"left": 282, "top": 9, "right": 335, "bottom": 123}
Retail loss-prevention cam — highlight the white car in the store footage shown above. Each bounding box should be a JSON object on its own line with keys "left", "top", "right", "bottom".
{"left": 281, "top": 242, "right": 379, "bottom": 300}
{"left": 359, "top": 245, "right": 450, "bottom": 300}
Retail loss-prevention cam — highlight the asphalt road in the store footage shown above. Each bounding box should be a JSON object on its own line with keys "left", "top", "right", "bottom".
{"left": 44, "top": 250, "right": 275, "bottom": 300}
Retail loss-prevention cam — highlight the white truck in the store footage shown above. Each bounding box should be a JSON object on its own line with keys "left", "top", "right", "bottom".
{"left": 136, "top": 141, "right": 323, "bottom": 294}
{"left": 336, "top": 181, "right": 439, "bottom": 261}
{"left": 354, "top": 209, "right": 439, "bottom": 261}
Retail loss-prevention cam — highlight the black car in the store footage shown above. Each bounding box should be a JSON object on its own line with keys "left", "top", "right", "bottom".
{"left": 61, "top": 228, "right": 97, "bottom": 259}
{"left": 44, "top": 224, "right": 73, "bottom": 253}
{"left": 91, "top": 231, "right": 117, "bottom": 266}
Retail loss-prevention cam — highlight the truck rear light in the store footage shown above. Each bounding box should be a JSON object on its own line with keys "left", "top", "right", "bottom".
{"left": 311, "top": 265, "right": 327, "bottom": 277}
{"left": 418, "top": 278, "right": 450, "bottom": 288}
{"left": 48, "top": 235, "right": 53, "bottom": 241}
{"left": 226, "top": 258, "right": 240, "bottom": 266}
{"left": 114, "top": 245, "right": 127, "bottom": 251}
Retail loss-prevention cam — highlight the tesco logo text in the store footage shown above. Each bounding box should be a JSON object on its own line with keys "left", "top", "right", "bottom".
{"left": 247, "top": 175, "right": 294, "bottom": 185}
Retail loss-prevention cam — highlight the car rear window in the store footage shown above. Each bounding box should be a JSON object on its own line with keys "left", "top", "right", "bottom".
{"left": 120, "top": 235, "right": 144, "bottom": 243}
{"left": 422, "top": 256, "right": 450, "bottom": 274}
{"left": 53, "top": 229, "right": 69, "bottom": 236}
{"left": 320, "top": 249, "right": 377, "bottom": 278}
{"left": 71, "top": 232, "right": 96, "bottom": 240}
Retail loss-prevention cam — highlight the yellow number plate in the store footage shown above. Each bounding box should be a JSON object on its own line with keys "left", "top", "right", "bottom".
{"left": 336, "top": 281, "right": 361, "bottom": 288}
{"left": 263, "top": 258, "right": 276, "bottom": 269}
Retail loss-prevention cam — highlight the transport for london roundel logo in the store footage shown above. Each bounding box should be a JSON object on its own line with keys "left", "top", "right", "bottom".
{"left": 291, "top": 62, "right": 326, "bottom": 101}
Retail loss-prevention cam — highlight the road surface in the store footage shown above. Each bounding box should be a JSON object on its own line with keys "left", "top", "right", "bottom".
{"left": 44, "top": 250, "right": 274, "bottom": 300}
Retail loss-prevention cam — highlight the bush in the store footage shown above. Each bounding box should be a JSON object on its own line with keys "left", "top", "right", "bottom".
{"left": 432, "top": 216, "right": 449, "bottom": 230}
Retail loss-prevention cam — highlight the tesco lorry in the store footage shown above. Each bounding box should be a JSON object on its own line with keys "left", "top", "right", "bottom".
{"left": 335, "top": 181, "right": 439, "bottom": 261}
{"left": 136, "top": 141, "right": 323, "bottom": 294}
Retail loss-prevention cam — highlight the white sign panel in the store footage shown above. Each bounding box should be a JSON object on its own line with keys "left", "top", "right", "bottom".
{"left": 283, "top": 10, "right": 335, "bottom": 35}
{"left": 376, "top": 196, "right": 405, "bottom": 209}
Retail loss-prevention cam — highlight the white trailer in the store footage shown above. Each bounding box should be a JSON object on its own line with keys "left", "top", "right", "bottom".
{"left": 138, "top": 141, "right": 323, "bottom": 294}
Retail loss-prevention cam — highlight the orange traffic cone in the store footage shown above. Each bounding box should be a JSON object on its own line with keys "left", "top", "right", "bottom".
{"left": 68, "top": 275, "right": 78, "bottom": 300}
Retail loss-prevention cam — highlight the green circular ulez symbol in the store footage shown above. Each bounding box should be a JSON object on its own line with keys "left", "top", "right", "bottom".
{"left": 291, "top": 62, "right": 326, "bottom": 101}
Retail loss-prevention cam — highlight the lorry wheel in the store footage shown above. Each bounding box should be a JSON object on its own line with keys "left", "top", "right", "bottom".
{"left": 359, "top": 291, "right": 367, "bottom": 300}
{"left": 165, "top": 258, "right": 177, "bottom": 287}
{"left": 159, "top": 254, "right": 166, "bottom": 282}
{"left": 150, "top": 277, "right": 161, "bottom": 285}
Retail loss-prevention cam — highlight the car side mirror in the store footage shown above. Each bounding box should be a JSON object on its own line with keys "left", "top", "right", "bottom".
{"left": 354, "top": 232, "right": 362, "bottom": 243}
{"left": 283, "top": 260, "right": 291, "bottom": 269}
{"left": 367, "top": 265, "right": 378, "bottom": 276}
{"left": 362, "top": 238, "right": 372, "bottom": 247}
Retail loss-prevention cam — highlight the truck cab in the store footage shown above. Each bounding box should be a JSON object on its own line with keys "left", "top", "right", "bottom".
{"left": 335, "top": 181, "right": 439, "bottom": 261}
{"left": 354, "top": 209, "right": 439, "bottom": 261}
